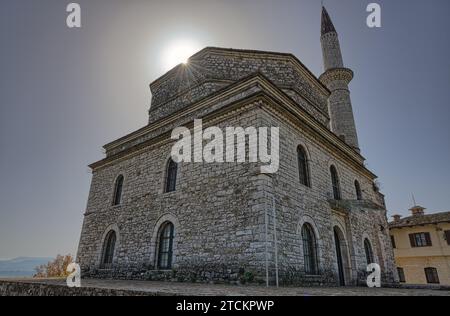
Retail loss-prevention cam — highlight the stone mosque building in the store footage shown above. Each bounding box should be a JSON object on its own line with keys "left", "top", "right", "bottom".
{"left": 77, "top": 7, "right": 397, "bottom": 286}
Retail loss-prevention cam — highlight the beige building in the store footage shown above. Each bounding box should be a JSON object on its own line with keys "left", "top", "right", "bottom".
{"left": 389, "top": 207, "right": 450, "bottom": 285}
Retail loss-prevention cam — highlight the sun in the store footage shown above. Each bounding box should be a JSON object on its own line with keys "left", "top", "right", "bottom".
{"left": 162, "top": 39, "right": 201, "bottom": 71}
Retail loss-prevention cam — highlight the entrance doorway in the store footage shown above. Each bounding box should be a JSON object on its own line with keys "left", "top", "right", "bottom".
{"left": 334, "top": 226, "right": 347, "bottom": 286}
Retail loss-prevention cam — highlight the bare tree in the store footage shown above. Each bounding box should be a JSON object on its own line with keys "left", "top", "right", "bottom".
{"left": 34, "top": 254, "right": 74, "bottom": 278}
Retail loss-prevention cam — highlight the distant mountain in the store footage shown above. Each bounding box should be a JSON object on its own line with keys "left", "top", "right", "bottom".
{"left": 0, "top": 257, "right": 53, "bottom": 278}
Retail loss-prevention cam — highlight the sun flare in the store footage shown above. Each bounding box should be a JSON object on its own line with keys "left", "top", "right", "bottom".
{"left": 162, "top": 39, "right": 201, "bottom": 70}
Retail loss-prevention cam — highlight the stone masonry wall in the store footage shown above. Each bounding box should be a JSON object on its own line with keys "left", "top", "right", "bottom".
{"left": 0, "top": 280, "right": 152, "bottom": 296}
{"left": 78, "top": 107, "right": 269, "bottom": 283}
{"left": 78, "top": 100, "right": 396, "bottom": 286}
{"left": 255, "top": 106, "right": 396, "bottom": 285}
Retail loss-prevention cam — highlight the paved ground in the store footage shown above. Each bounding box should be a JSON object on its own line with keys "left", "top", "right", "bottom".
{"left": 2, "top": 278, "right": 450, "bottom": 296}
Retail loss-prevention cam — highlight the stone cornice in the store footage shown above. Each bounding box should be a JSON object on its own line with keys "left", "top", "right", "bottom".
{"left": 103, "top": 74, "right": 266, "bottom": 153}
{"left": 258, "top": 99, "right": 376, "bottom": 180}
{"left": 106, "top": 73, "right": 330, "bottom": 154}
{"left": 280, "top": 84, "right": 330, "bottom": 119}
{"left": 329, "top": 199, "right": 386, "bottom": 212}
{"left": 92, "top": 74, "right": 377, "bottom": 180}
{"left": 90, "top": 96, "right": 263, "bottom": 171}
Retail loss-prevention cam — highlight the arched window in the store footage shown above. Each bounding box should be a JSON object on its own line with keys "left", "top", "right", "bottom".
{"left": 330, "top": 165, "right": 341, "bottom": 200}
{"left": 157, "top": 222, "right": 174, "bottom": 269}
{"left": 302, "top": 223, "right": 319, "bottom": 275}
{"left": 112, "top": 175, "right": 124, "bottom": 205}
{"left": 101, "top": 230, "right": 116, "bottom": 268}
{"left": 355, "top": 180, "right": 362, "bottom": 200}
{"left": 297, "top": 146, "right": 310, "bottom": 187}
{"left": 364, "top": 238, "right": 374, "bottom": 265}
{"left": 165, "top": 159, "right": 177, "bottom": 193}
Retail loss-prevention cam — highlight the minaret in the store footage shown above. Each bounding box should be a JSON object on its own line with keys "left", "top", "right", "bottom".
{"left": 319, "top": 6, "right": 360, "bottom": 152}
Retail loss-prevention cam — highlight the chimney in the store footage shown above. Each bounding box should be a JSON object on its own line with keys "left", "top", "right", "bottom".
{"left": 409, "top": 205, "right": 426, "bottom": 217}
{"left": 392, "top": 214, "right": 402, "bottom": 222}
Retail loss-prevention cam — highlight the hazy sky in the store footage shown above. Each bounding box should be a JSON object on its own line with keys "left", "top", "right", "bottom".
{"left": 1, "top": 0, "right": 449, "bottom": 259}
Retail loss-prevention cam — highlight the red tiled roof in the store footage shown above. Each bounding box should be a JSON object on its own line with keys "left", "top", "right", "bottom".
{"left": 389, "top": 211, "right": 450, "bottom": 228}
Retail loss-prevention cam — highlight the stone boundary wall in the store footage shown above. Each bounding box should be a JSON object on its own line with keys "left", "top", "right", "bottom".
{"left": 0, "top": 280, "right": 154, "bottom": 296}
{"left": 2, "top": 279, "right": 450, "bottom": 296}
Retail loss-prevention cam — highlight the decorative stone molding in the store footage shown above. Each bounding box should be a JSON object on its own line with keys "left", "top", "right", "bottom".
{"left": 319, "top": 68, "right": 354, "bottom": 86}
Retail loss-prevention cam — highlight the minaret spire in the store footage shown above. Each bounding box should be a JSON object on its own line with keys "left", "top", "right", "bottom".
{"left": 320, "top": 6, "right": 343, "bottom": 70}
{"left": 321, "top": 6, "right": 336, "bottom": 35}
{"left": 319, "top": 6, "right": 360, "bottom": 152}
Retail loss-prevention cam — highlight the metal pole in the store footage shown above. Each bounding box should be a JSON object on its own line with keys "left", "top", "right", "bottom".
{"left": 273, "top": 197, "right": 279, "bottom": 287}
{"left": 265, "top": 201, "right": 269, "bottom": 287}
